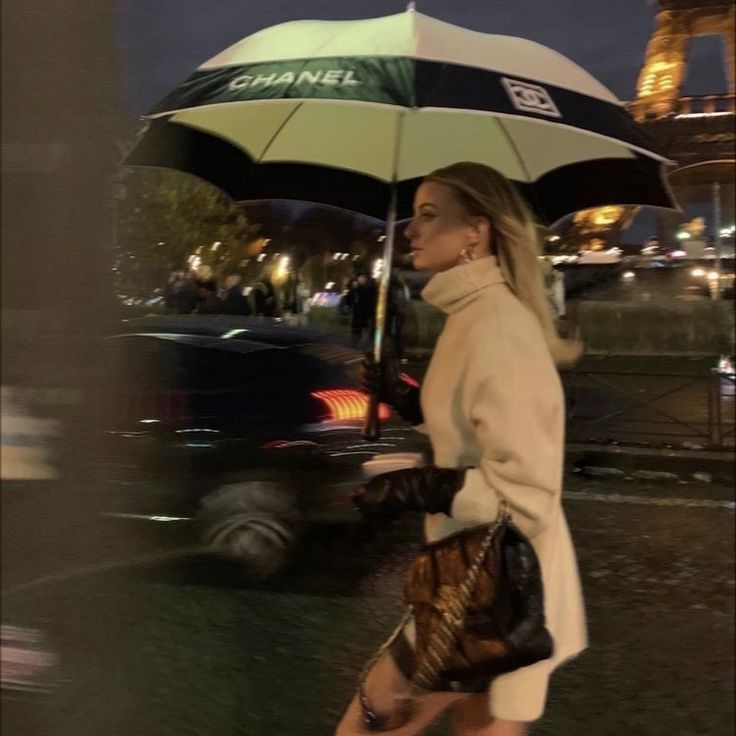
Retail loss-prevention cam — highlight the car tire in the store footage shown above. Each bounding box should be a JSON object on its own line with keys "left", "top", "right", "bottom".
{"left": 197, "top": 481, "right": 301, "bottom": 577}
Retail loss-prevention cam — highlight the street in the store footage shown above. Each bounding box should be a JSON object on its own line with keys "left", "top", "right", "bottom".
{"left": 2, "top": 474, "right": 733, "bottom": 736}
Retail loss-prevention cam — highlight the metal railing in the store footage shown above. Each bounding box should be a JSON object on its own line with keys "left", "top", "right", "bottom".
{"left": 625, "top": 93, "right": 736, "bottom": 118}
{"left": 562, "top": 366, "right": 735, "bottom": 448}
{"left": 673, "top": 93, "right": 736, "bottom": 116}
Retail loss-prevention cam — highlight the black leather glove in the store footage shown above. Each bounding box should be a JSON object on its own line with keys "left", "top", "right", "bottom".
{"left": 360, "top": 352, "right": 424, "bottom": 426}
{"left": 353, "top": 467, "right": 466, "bottom": 521}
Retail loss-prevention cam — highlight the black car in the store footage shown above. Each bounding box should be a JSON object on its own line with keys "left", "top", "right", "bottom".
{"left": 101, "top": 315, "right": 428, "bottom": 575}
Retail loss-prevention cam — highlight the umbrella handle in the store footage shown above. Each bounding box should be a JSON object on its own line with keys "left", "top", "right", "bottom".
{"left": 363, "top": 392, "right": 382, "bottom": 441}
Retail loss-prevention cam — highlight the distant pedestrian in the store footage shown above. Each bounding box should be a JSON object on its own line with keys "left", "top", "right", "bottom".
{"left": 252, "top": 275, "right": 280, "bottom": 317}
{"left": 221, "top": 274, "right": 252, "bottom": 315}
{"left": 195, "top": 280, "right": 222, "bottom": 314}
{"left": 294, "top": 281, "right": 312, "bottom": 325}
{"left": 164, "top": 270, "right": 183, "bottom": 313}
{"left": 550, "top": 266, "right": 566, "bottom": 319}
{"left": 344, "top": 274, "right": 377, "bottom": 349}
{"left": 165, "top": 270, "right": 200, "bottom": 314}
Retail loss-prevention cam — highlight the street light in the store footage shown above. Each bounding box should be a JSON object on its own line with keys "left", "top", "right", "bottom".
{"left": 276, "top": 255, "right": 290, "bottom": 278}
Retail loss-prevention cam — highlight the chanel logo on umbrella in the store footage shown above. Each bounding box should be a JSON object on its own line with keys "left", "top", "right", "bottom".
{"left": 502, "top": 78, "right": 561, "bottom": 118}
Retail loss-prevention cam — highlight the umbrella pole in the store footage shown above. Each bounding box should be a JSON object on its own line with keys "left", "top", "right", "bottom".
{"left": 363, "top": 182, "right": 399, "bottom": 440}
{"left": 363, "top": 110, "right": 406, "bottom": 441}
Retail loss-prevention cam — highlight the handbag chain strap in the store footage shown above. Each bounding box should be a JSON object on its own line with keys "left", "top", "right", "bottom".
{"left": 412, "top": 498, "right": 509, "bottom": 690}
{"left": 357, "top": 498, "right": 510, "bottom": 727}
{"left": 357, "top": 608, "right": 414, "bottom": 729}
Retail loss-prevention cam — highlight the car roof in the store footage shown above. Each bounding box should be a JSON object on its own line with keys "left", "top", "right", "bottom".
{"left": 116, "top": 315, "right": 334, "bottom": 348}
{"left": 107, "top": 332, "right": 279, "bottom": 356}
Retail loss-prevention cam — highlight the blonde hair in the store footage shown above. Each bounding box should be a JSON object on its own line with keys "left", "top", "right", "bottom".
{"left": 426, "top": 162, "right": 582, "bottom": 367}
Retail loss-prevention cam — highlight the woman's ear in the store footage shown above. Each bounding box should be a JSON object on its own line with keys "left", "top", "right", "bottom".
{"left": 468, "top": 216, "right": 492, "bottom": 250}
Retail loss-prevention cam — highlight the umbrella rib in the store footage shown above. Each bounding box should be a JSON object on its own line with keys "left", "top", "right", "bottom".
{"left": 496, "top": 118, "right": 532, "bottom": 183}
{"left": 495, "top": 117, "right": 551, "bottom": 220}
{"left": 257, "top": 102, "right": 305, "bottom": 163}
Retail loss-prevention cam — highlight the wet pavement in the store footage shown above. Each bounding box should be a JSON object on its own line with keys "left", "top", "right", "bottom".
{"left": 2, "top": 473, "right": 734, "bottom": 736}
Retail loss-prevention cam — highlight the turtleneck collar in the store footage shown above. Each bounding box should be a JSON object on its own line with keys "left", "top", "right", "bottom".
{"left": 421, "top": 256, "right": 506, "bottom": 314}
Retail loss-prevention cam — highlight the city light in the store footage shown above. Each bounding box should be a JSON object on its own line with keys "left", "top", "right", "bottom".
{"left": 188, "top": 254, "right": 202, "bottom": 269}
{"left": 257, "top": 253, "right": 266, "bottom": 262}
{"left": 718, "top": 356, "right": 735, "bottom": 377}
{"left": 690, "top": 267, "right": 706, "bottom": 278}
{"left": 674, "top": 112, "right": 734, "bottom": 119}
{"left": 706, "top": 272, "right": 720, "bottom": 281}
{"left": 372, "top": 258, "right": 384, "bottom": 280}
{"left": 622, "top": 271, "right": 636, "bottom": 280}
{"left": 676, "top": 231, "right": 691, "bottom": 240}
{"left": 275, "top": 255, "right": 290, "bottom": 279}
{"left": 212, "top": 241, "right": 221, "bottom": 251}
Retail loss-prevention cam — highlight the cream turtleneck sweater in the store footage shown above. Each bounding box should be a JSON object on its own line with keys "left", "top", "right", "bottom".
{"left": 417, "top": 256, "right": 587, "bottom": 721}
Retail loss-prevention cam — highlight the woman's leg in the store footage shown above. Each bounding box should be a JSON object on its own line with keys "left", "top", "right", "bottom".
{"left": 334, "top": 649, "right": 465, "bottom": 735}
{"left": 450, "top": 694, "right": 529, "bottom": 736}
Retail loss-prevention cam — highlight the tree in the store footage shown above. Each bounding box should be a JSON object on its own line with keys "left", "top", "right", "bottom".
{"left": 116, "top": 168, "right": 260, "bottom": 293}
{"left": 283, "top": 205, "right": 382, "bottom": 291}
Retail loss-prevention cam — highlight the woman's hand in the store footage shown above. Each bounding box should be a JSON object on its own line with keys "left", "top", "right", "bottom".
{"left": 359, "top": 352, "right": 424, "bottom": 426}
{"left": 353, "top": 467, "right": 467, "bottom": 521}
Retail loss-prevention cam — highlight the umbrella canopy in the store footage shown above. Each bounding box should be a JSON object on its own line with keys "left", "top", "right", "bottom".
{"left": 125, "top": 9, "right": 676, "bottom": 226}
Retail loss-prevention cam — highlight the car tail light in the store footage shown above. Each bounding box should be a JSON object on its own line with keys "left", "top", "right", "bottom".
{"left": 311, "top": 390, "right": 391, "bottom": 422}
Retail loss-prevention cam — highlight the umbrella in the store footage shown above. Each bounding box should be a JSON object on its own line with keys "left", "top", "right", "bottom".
{"left": 125, "top": 8, "right": 677, "bottom": 437}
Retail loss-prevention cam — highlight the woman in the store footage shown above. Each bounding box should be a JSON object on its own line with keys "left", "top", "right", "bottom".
{"left": 335, "top": 162, "right": 587, "bottom": 735}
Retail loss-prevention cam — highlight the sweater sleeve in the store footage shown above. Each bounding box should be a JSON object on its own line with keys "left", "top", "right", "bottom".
{"left": 449, "top": 325, "right": 564, "bottom": 540}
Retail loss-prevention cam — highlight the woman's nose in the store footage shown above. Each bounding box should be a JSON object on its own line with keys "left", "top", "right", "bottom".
{"left": 404, "top": 219, "right": 416, "bottom": 240}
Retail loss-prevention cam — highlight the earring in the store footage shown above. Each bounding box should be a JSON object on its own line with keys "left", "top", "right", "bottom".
{"left": 459, "top": 244, "right": 477, "bottom": 263}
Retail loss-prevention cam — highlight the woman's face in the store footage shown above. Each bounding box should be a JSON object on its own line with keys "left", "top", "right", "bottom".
{"left": 404, "top": 181, "right": 487, "bottom": 273}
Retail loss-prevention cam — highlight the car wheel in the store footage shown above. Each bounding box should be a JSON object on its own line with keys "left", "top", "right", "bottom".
{"left": 197, "top": 481, "right": 301, "bottom": 577}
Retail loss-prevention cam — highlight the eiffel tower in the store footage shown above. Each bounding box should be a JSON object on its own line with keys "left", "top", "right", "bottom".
{"left": 563, "top": 0, "right": 735, "bottom": 251}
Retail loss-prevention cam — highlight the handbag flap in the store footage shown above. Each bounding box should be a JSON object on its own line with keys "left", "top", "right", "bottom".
{"left": 404, "top": 523, "right": 505, "bottom": 609}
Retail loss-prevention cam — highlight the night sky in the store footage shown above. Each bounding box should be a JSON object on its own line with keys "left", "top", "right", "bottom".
{"left": 119, "top": 0, "right": 728, "bottom": 115}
